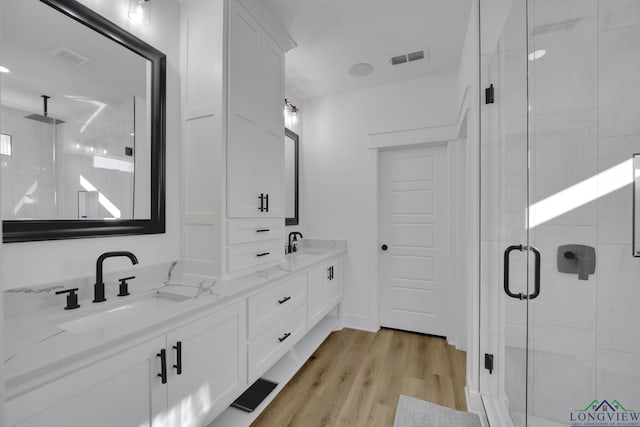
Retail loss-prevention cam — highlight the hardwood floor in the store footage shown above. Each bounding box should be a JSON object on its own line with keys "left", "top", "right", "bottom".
{"left": 251, "top": 328, "right": 467, "bottom": 427}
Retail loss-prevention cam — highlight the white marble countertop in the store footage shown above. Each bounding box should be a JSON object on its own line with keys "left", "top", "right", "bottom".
{"left": 4, "top": 240, "right": 346, "bottom": 393}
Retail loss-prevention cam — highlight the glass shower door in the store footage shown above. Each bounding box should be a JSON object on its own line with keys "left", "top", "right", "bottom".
{"left": 480, "top": 0, "right": 530, "bottom": 423}
{"left": 526, "top": 0, "right": 640, "bottom": 425}
{"left": 482, "top": 0, "right": 640, "bottom": 425}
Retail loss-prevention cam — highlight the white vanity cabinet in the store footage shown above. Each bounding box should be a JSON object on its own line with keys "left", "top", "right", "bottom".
{"left": 6, "top": 301, "right": 247, "bottom": 427}
{"left": 165, "top": 301, "right": 247, "bottom": 427}
{"left": 308, "top": 258, "right": 344, "bottom": 328}
{"left": 6, "top": 336, "right": 168, "bottom": 427}
{"left": 247, "top": 274, "right": 308, "bottom": 382}
{"left": 227, "top": 0, "right": 285, "bottom": 219}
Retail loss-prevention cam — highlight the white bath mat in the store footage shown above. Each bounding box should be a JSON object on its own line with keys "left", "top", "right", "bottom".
{"left": 393, "top": 395, "right": 482, "bottom": 427}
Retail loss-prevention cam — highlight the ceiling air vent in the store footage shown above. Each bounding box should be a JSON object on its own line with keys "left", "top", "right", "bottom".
{"left": 408, "top": 50, "right": 425, "bottom": 62}
{"left": 391, "top": 55, "right": 407, "bottom": 65}
{"left": 391, "top": 49, "right": 426, "bottom": 66}
{"left": 51, "top": 47, "right": 91, "bottom": 66}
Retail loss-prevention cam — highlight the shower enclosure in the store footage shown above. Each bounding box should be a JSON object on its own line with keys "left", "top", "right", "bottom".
{"left": 480, "top": 0, "right": 640, "bottom": 425}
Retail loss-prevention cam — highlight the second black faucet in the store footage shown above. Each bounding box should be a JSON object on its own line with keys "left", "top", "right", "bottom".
{"left": 94, "top": 251, "right": 139, "bottom": 303}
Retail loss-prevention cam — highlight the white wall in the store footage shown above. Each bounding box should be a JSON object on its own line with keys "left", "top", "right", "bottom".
{"left": 0, "top": 0, "right": 181, "bottom": 289}
{"left": 302, "top": 72, "right": 458, "bottom": 331}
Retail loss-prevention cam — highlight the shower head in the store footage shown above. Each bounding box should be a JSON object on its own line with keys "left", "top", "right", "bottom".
{"left": 24, "top": 95, "right": 66, "bottom": 125}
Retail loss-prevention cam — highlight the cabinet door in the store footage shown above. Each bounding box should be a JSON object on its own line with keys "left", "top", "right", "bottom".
{"left": 308, "top": 263, "right": 329, "bottom": 327}
{"left": 7, "top": 336, "right": 168, "bottom": 427}
{"left": 227, "top": 0, "right": 261, "bottom": 218}
{"left": 255, "top": 33, "right": 285, "bottom": 218}
{"left": 327, "top": 258, "right": 344, "bottom": 308}
{"left": 166, "top": 301, "right": 247, "bottom": 427}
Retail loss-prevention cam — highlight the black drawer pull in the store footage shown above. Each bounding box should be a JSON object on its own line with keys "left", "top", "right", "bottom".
{"left": 278, "top": 296, "right": 291, "bottom": 304}
{"left": 256, "top": 252, "right": 270, "bottom": 257}
{"left": 278, "top": 332, "right": 291, "bottom": 343}
{"left": 157, "top": 349, "right": 167, "bottom": 384}
{"left": 172, "top": 341, "right": 182, "bottom": 375}
{"left": 256, "top": 229, "right": 270, "bottom": 233}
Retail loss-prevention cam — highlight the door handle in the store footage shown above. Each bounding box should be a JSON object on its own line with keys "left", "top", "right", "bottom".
{"left": 381, "top": 244, "right": 388, "bottom": 251}
{"left": 504, "top": 245, "right": 542, "bottom": 300}
{"left": 157, "top": 349, "right": 167, "bottom": 384}
{"left": 529, "top": 246, "right": 541, "bottom": 300}
{"left": 504, "top": 245, "right": 526, "bottom": 300}
{"left": 172, "top": 341, "right": 182, "bottom": 375}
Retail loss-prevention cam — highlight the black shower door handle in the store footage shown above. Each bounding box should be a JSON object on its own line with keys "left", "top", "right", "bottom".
{"left": 503, "top": 244, "right": 541, "bottom": 300}
{"left": 528, "top": 246, "right": 541, "bottom": 300}
{"left": 504, "top": 245, "right": 526, "bottom": 300}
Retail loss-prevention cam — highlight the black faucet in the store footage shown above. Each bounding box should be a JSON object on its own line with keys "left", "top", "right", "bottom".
{"left": 94, "top": 251, "right": 139, "bottom": 303}
{"left": 287, "top": 232, "right": 303, "bottom": 254}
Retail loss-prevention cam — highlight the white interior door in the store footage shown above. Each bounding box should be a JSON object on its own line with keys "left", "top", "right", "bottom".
{"left": 379, "top": 145, "right": 448, "bottom": 336}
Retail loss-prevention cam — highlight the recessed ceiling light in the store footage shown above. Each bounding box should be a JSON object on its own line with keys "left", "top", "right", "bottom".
{"left": 528, "top": 50, "right": 546, "bottom": 61}
{"left": 348, "top": 63, "right": 374, "bottom": 77}
{"left": 0, "top": 66, "right": 10, "bottom": 73}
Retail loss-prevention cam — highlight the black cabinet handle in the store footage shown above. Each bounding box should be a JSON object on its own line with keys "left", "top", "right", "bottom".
{"left": 265, "top": 194, "right": 269, "bottom": 212}
{"left": 157, "top": 349, "right": 167, "bottom": 384}
{"left": 278, "top": 296, "right": 291, "bottom": 304}
{"left": 256, "top": 252, "right": 270, "bottom": 257}
{"left": 278, "top": 332, "right": 291, "bottom": 343}
{"left": 256, "top": 229, "right": 270, "bottom": 233}
{"left": 327, "top": 266, "right": 334, "bottom": 280}
{"left": 172, "top": 341, "right": 182, "bottom": 375}
{"left": 258, "top": 194, "right": 265, "bottom": 212}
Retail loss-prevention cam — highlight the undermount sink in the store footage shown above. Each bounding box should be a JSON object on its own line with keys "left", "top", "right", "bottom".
{"left": 50, "top": 291, "right": 190, "bottom": 335}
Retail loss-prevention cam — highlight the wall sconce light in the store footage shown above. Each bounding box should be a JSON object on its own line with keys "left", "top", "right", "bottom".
{"left": 129, "top": 0, "right": 151, "bottom": 25}
{"left": 284, "top": 98, "right": 299, "bottom": 128}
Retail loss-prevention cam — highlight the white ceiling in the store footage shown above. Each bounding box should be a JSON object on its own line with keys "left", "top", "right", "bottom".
{"left": 260, "top": 0, "right": 473, "bottom": 99}
{"left": 1, "top": 0, "right": 148, "bottom": 118}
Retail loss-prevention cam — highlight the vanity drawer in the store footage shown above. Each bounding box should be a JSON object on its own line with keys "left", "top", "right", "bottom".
{"left": 226, "top": 241, "right": 283, "bottom": 273}
{"left": 248, "top": 274, "right": 307, "bottom": 339}
{"left": 227, "top": 219, "right": 284, "bottom": 246}
{"left": 248, "top": 304, "right": 307, "bottom": 382}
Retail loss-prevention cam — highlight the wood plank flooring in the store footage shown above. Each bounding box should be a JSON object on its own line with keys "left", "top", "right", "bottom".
{"left": 251, "top": 328, "right": 467, "bottom": 427}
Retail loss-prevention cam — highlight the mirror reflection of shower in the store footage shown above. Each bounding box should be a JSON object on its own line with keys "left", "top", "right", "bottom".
{"left": 0, "top": 94, "right": 139, "bottom": 220}
{"left": 0, "top": 0, "right": 152, "bottom": 222}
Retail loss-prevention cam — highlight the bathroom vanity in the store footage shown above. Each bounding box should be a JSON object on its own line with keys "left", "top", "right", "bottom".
{"left": 4, "top": 241, "right": 345, "bottom": 427}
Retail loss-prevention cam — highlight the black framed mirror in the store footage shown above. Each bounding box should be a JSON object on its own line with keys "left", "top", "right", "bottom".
{"left": 1, "top": 0, "right": 166, "bottom": 242}
{"left": 284, "top": 128, "right": 299, "bottom": 226}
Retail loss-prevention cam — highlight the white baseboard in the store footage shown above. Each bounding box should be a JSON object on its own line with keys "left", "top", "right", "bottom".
{"left": 466, "top": 387, "right": 489, "bottom": 427}
{"left": 482, "top": 394, "right": 515, "bottom": 427}
{"left": 342, "top": 314, "right": 380, "bottom": 332}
